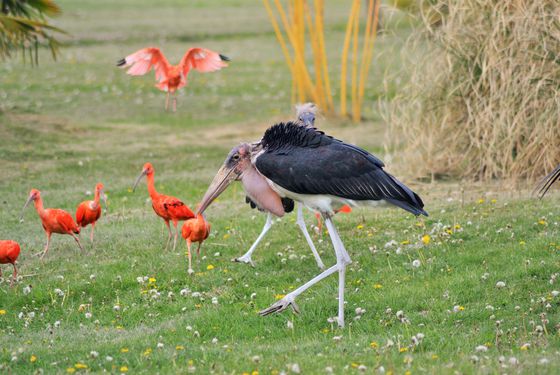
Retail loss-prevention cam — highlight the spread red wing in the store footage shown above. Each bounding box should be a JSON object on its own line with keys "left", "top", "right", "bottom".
{"left": 120, "top": 47, "right": 171, "bottom": 82}
{"left": 180, "top": 48, "right": 228, "bottom": 76}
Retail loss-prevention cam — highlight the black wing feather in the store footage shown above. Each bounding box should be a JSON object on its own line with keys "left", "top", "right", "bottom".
{"left": 256, "top": 123, "right": 427, "bottom": 216}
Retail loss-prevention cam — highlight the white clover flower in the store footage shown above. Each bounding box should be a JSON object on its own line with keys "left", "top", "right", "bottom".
{"left": 85, "top": 312, "right": 92, "bottom": 319}
{"left": 186, "top": 325, "right": 193, "bottom": 331}
{"left": 287, "top": 320, "right": 294, "bottom": 329}
{"left": 105, "top": 356, "right": 113, "bottom": 362}
{"left": 496, "top": 281, "right": 506, "bottom": 288}
{"left": 211, "top": 297, "right": 218, "bottom": 305}
{"left": 551, "top": 290, "right": 560, "bottom": 297}
{"left": 333, "top": 336, "right": 342, "bottom": 342}
{"left": 211, "top": 337, "right": 218, "bottom": 344}
{"left": 90, "top": 351, "right": 99, "bottom": 358}
{"left": 28, "top": 312, "right": 35, "bottom": 319}
{"left": 136, "top": 277, "right": 144, "bottom": 284}
{"left": 180, "top": 289, "right": 189, "bottom": 297}
{"left": 113, "top": 305, "right": 120, "bottom": 312}
{"left": 358, "top": 364, "right": 367, "bottom": 372}
{"left": 538, "top": 358, "right": 549, "bottom": 365}
{"left": 509, "top": 357, "right": 519, "bottom": 365}
{"left": 355, "top": 307, "right": 366, "bottom": 316}
{"left": 167, "top": 292, "right": 175, "bottom": 299}
{"left": 54, "top": 320, "right": 61, "bottom": 328}
{"left": 89, "top": 274, "right": 96, "bottom": 281}
{"left": 54, "top": 288, "right": 64, "bottom": 297}
{"left": 23, "top": 285, "right": 32, "bottom": 295}
{"left": 191, "top": 292, "right": 201, "bottom": 298}
{"left": 290, "top": 363, "right": 301, "bottom": 374}
{"left": 252, "top": 355, "right": 261, "bottom": 363}
{"left": 475, "top": 345, "right": 488, "bottom": 352}
{"left": 412, "top": 259, "right": 421, "bottom": 268}
{"left": 157, "top": 342, "right": 164, "bottom": 349}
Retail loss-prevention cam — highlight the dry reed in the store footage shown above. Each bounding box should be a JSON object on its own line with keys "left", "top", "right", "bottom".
{"left": 387, "top": 0, "right": 560, "bottom": 181}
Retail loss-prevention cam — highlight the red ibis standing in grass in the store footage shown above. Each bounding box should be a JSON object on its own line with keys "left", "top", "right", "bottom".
{"left": 20, "top": 189, "right": 83, "bottom": 259}
{"left": 133, "top": 163, "right": 195, "bottom": 251}
{"left": 117, "top": 47, "right": 230, "bottom": 112}
{"left": 535, "top": 164, "right": 560, "bottom": 198}
{"left": 0, "top": 240, "right": 21, "bottom": 287}
{"left": 76, "top": 182, "right": 107, "bottom": 244}
{"left": 197, "top": 122, "right": 427, "bottom": 327}
{"left": 181, "top": 214, "right": 211, "bottom": 275}
{"left": 235, "top": 103, "right": 327, "bottom": 269}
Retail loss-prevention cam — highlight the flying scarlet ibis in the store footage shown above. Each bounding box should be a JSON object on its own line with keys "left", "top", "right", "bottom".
{"left": 198, "top": 122, "right": 427, "bottom": 327}
{"left": 133, "top": 162, "right": 195, "bottom": 251}
{"left": 235, "top": 103, "right": 326, "bottom": 269}
{"left": 181, "top": 214, "right": 211, "bottom": 275}
{"left": 20, "top": 189, "right": 83, "bottom": 259}
{"left": 535, "top": 164, "right": 560, "bottom": 198}
{"left": 0, "top": 240, "right": 21, "bottom": 287}
{"left": 117, "top": 47, "right": 230, "bottom": 112}
{"left": 76, "top": 183, "right": 107, "bottom": 244}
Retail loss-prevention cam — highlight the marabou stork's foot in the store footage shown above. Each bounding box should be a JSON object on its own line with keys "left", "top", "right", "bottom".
{"left": 259, "top": 294, "right": 300, "bottom": 316}
{"left": 315, "top": 259, "right": 326, "bottom": 270}
{"left": 233, "top": 254, "right": 255, "bottom": 267}
{"left": 187, "top": 268, "right": 194, "bottom": 276}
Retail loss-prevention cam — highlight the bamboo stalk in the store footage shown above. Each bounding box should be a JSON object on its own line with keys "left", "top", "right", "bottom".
{"left": 350, "top": 0, "right": 361, "bottom": 121}
{"left": 340, "top": 0, "right": 359, "bottom": 116}
{"left": 357, "top": 0, "right": 381, "bottom": 118}
{"left": 356, "top": 0, "right": 375, "bottom": 123}
{"left": 273, "top": 0, "right": 319, "bottom": 104}
{"left": 315, "top": 0, "right": 333, "bottom": 111}
{"left": 304, "top": 1, "right": 326, "bottom": 109}
{"left": 263, "top": 0, "right": 294, "bottom": 74}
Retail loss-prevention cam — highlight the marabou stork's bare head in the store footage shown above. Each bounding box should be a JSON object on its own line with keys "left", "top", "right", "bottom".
{"left": 197, "top": 143, "right": 254, "bottom": 214}
{"left": 295, "top": 102, "right": 317, "bottom": 128}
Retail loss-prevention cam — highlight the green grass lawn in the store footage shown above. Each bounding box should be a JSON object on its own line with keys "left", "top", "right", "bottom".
{"left": 1, "top": 1, "right": 560, "bottom": 374}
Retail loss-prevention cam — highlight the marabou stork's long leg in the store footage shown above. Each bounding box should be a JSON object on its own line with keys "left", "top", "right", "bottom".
{"left": 234, "top": 213, "right": 273, "bottom": 266}
{"left": 259, "top": 216, "right": 351, "bottom": 327}
{"left": 295, "top": 204, "right": 325, "bottom": 269}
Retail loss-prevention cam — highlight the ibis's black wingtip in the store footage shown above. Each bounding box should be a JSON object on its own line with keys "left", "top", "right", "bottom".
{"left": 219, "top": 54, "right": 231, "bottom": 62}
{"left": 116, "top": 58, "right": 126, "bottom": 67}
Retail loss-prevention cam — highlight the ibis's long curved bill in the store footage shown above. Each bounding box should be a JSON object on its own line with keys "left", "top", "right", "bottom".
{"left": 101, "top": 189, "right": 108, "bottom": 208}
{"left": 197, "top": 164, "right": 239, "bottom": 215}
{"left": 20, "top": 195, "right": 33, "bottom": 221}
{"left": 132, "top": 170, "right": 147, "bottom": 192}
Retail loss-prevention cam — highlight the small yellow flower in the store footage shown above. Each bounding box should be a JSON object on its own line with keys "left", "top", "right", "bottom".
{"left": 0, "top": 309, "right": 6, "bottom": 315}
{"left": 75, "top": 363, "right": 87, "bottom": 369}
{"left": 399, "top": 347, "right": 408, "bottom": 353}
{"left": 357, "top": 224, "right": 364, "bottom": 230}
{"left": 491, "top": 199, "right": 497, "bottom": 204}
{"left": 223, "top": 233, "right": 230, "bottom": 240}
{"left": 431, "top": 354, "right": 439, "bottom": 360}
{"left": 351, "top": 363, "right": 359, "bottom": 368}
{"left": 175, "top": 345, "right": 184, "bottom": 351}
{"left": 120, "top": 366, "right": 128, "bottom": 373}
{"left": 446, "top": 229, "right": 453, "bottom": 235}
{"left": 422, "top": 234, "right": 431, "bottom": 245}
{"left": 252, "top": 371, "right": 259, "bottom": 375}
{"left": 195, "top": 304, "right": 202, "bottom": 308}
{"left": 143, "top": 348, "right": 152, "bottom": 356}
{"left": 206, "top": 264, "right": 215, "bottom": 270}
{"left": 520, "top": 344, "right": 529, "bottom": 350}
{"left": 373, "top": 283, "right": 383, "bottom": 289}
{"left": 458, "top": 306, "right": 465, "bottom": 311}
{"left": 519, "top": 241, "right": 526, "bottom": 246}
{"left": 401, "top": 240, "right": 410, "bottom": 245}
{"left": 188, "top": 360, "right": 194, "bottom": 366}
{"left": 370, "top": 341, "right": 379, "bottom": 349}
{"left": 538, "top": 219, "right": 547, "bottom": 225}
{"left": 404, "top": 371, "right": 412, "bottom": 375}
{"left": 66, "top": 368, "right": 76, "bottom": 373}
{"left": 30, "top": 355, "right": 37, "bottom": 363}
{"left": 477, "top": 198, "right": 485, "bottom": 204}
{"left": 120, "top": 347, "right": 129, "bottom": 353}
{"left": 454, "top": 224, "right": 461, "bottom": 230}
{"left": 242, "top": 372, "right": 250, "bottom": 375}
{"left": 321, "top": 328, "right": 330, "bottom": 333}
{"left": 275, "top": 294, "right": 286, "bottom": 299}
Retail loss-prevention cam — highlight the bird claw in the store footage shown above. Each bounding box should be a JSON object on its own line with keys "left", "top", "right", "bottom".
{"left": 233, "top": 255, "right": 255, "bottom": 267}
{"left": 259, "top": 296, "right": 300, "bottom": 316}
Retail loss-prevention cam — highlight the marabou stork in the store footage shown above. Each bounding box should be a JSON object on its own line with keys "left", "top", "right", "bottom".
{"left": 535, "top": 164, "right": 560, "bottom": 198}
{"left": 235, "top": 103, "right": 325, "bottom": 269}
{"left": 198, "top": 122, "right": 428, "bottom": 327}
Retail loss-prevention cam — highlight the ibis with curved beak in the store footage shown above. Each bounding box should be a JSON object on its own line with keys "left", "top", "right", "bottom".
{"left": 132, "top": 162, "right": 195, "bottom": 251}
{"left": 75, "top": 182, "right": 108, "bottom": 244}
{"left": 198, "top": 122, "right": 427, "bottom": 327}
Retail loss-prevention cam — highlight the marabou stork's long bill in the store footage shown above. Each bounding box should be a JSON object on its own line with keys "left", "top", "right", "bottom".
{"left": 535, "top": 164, "right": 560, "bottom": 198}
{"left": 235, "top": 103, "right": 325, "bottom": 269}
{"left": 198, "top": 122, "right": 428, "bottom": 327}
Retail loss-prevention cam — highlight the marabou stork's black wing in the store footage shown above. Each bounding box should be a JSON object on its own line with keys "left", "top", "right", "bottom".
{"left": 535, "top": 164, "right": 560, "bottom": 199}
{"left": 245, "top": 196, "right": 294, "bottom": 213}
{"left": 255, "top": 122, "right": 428, "bottom": 216}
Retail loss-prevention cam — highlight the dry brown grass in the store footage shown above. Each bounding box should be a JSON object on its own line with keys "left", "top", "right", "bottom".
{"left": 387, "top": 0, "right": 560, "bottom": 182}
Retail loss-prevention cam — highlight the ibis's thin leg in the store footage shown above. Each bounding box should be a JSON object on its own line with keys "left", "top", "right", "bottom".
{"left": 10, "top": 263, "right": 17, "bottom": 287}
{"left": 35, "top": 232, "right": 51, "bottom": 259}
{"left": 172, "top": 220, "right": 179, "bottom": 252}
{"left": 164, "top": 220, "right": 172, "bottom": 250}
{"left": 295, "top": 204, "right": 325, "bottom": 269}
{"left": 71, "top": 232, "right": 83, "bottom": 252}
{"left": 90, "top": 223, "right": 95, "bottom": 244}
{"left": 234, "top": 213, "right": 273, "bottom": 266}
{"left": 165, "top": 92, "right": 170, "bottom": 111}
{"left": 186, "top": 239, "right": 194, "bottom": 275}
{"left": 172, "top": 94, "right": 177, "bottom": 113}
{"left": 0, "top": 267, "right": 2, "bottom": 277}
{"left": 260, "top": 215, "right": 351, "bottom": 326}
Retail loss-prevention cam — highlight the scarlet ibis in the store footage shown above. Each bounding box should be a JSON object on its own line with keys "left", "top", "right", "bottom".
{"left": 133, "top": 162, "right": 195, "bottom": 251}
{"left": 198, "top": 122, "right": 427, "bottom": 327}
{"left": 76, "top": 183, "right": 107, "bottom": 243}
{"left": 535, "top": 164, "right": 560, "bottom": 198}
{"left": 20, "top": 189, "right": 83, "bottom": 259}
{"left": 117, "top": 47, "right": 230, "bottom": 112}
{"left": 236, "top": 103, "right": 325, "bottom": 268}
{"left": 0, "top": 240, "right": 21, "bottom": 287}
{"left": 181, "top": 214, "right": 211, "bottom": 275}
